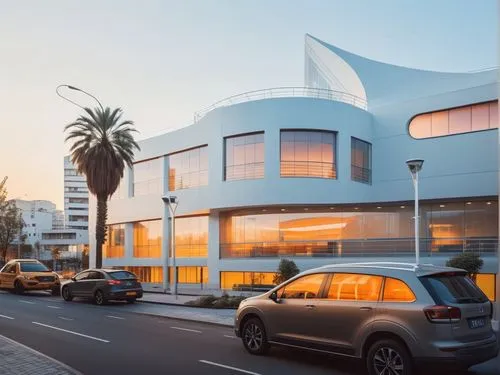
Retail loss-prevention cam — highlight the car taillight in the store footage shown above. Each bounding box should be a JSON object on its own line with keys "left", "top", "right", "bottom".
{"left": 107, "top": 280, "right": 122, "bottom": 286}
{"left": 424, "top": 305, "right": 461, "bottom": 323}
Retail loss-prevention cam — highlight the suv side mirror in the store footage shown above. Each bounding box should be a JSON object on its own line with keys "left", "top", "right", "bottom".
{"left": 71, "top": 277, "right": 76, "bottom": 282}
{"left": 269, "top": 291, "right": 279, "bottom": 303}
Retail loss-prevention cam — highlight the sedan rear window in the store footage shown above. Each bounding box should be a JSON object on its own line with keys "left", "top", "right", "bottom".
{"left": 19, "top": 262, "right": 49, "bottom": 272}
{"left": 421, "top": 274, "right": 488, "bottom": 304}
{"left": 109, "top": 271, "right": 137, "bottom": 280}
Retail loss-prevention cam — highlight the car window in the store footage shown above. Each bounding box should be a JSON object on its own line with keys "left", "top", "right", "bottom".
{"left": 280, "top": 273, "right": 326, "bottom": 299}
{"left": 421, "top": 274, "right": 488, "bottom": 304}
{"left": 109, "top": 271, "right": 137, "bottom": 280}
{"left": 88, "top": 271, "right": 104, "bottom": 280}
{"left": 19, "top": 262, "right": 49, "bottom": 272}
{"left": 75, "top": 271, "right": 90, "bottom": 281}
{"left": 383, "top": 278, "right": 416, "bottom": 302}
{"left": 2, "top": 264, "right": 17, "bottom": 273}
{"left": 327, "top": 273, "right": 383, "bottom": 301}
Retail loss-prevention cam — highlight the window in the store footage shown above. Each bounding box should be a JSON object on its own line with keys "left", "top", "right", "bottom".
{"left": 280, "top": 273, "right": 325, "bottom": 299}
{"left": 75, "top": 271, "right": 90, "bottom": 281}
{"left": 133, "top": 220, "right": 161, "bottom": 258}
{"left": 68, "top": 198, "right": 88, "bottom": 204}
{"left": 170, "top": 266, "right": 208, "bottom": 284}
{"left": 421, "top": 274, "right": 489, "bottom": 304}
{"left": 476, "top": 274, "right": 496, "bottom": 301}
{"left": 351, "top": 138, "right": 371, "bottom": 184}
{"left": 280, "top": 130, "right": 336, "bottom": 178}
{"left": 122, "top": 266, "right": 163, "bottom": 283}
{"left": 382, "top": 278, "right": 415, "bottom": 302}
{"left": 220, "top": 271, "right": 276, "bottom": 290}
{"left": 88, "top": 271, "right": 104, "bottom": 280}
{"left": 109, "top": 271, "right": 137, "bottom": 280}
{"left": 133, "top": 158, "right": 161, "bottom": 196}
{"left": 68, "top": 215, "right": 88, "bottom": 222}
{"left": 103, "top": 224, "right": 125, "bottom": 258}
{"left": 409, "top": 100, "right": 498, "bottom": 139}
{"left": 175, "top": 216, "right": 208, "bottom": 257}
{"left": 225, "top": 133, "right": 264, "bottom": 181}
{"left": 169, "top": 146, "right": 208, "bottom": 191}
{"left": 64, "top": 169, "right": 79, "bottom": 176}
{"left": 42, "top": 233, "right": 76, "bottom": 240}
{"left": 327, "top": 273, "right": 382, "bottom": 301}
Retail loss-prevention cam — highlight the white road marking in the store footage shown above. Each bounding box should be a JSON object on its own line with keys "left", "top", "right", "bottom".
{"left": 18, "top": 300, "right": 35, "bottom": 304}
{"left": 0, "top": 314, "right": 14, "bottom": 320}
{"left": 32, "top": 322, "right": 110, "bottom": 343}
{"left": 58, "top": 316, "right": 73, "bottom": 321}
{"left": 106, "top": 315, "right": 125, "bottom": 320}
{"left": 224, "top": 335, "right": 237, "bottom": 339}
{"left": 170, "top": 326, "right": 202, "bottom": 333}
{"left": 199, "top": 360, "right": 261, "bottom": 375}
{"left": 47, "top": 305, "right": 61, "bottom": 309}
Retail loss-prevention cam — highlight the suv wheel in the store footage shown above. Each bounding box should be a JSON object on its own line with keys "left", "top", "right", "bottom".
{"left": 62, "top": 286, "right": 73, "bottom": 301}
{"left": 94, "top": 290, "right": 106, "bottom": 306}
{"left": 367, "top": 339, "right": 412, "bottom": 375}
{"left": 241, "top": 318, "right": 269, "bottom": 355}
{"left": 14, "top": 281, "right": 25, "bottom": 295}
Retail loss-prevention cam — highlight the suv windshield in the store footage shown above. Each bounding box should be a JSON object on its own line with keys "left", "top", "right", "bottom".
{"left": 19, "top": 262, "right": 50, "bottom": 272}
{"left": 109, "top": 271, "right": 137, "bottom": 280}
{"left": 421, "top": 273, "right": 488, "bottom": 304}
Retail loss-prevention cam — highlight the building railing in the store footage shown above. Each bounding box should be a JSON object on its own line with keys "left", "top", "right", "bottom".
{"left": 280, "top": 160, "right": 336, "bottom": 178}
{"left": 220, "top": 237, "right": 498, "bottom": 258}
{"left": 194, "top": 87, "right": 368, "bottom": 122}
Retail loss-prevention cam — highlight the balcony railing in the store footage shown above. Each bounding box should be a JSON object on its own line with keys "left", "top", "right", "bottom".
{"left": 220, "top": 237, "right": 498, "bottom": 258}
{"left": 351, "top": 165, "right": 372, "bottom": 184}
{"left": 194, "top": 87, "right": 368, "bottom": 122}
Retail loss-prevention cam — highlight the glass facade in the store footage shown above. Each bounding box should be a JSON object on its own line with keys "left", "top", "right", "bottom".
{"left": 169, "top": 146, "right": 208, "bottom": 191}
{"left": 175, "top": 216, "right": 208, "bottom": 257}
{"left": 133, "top": 220, "right": 162, "bottom": 258}
{"left": 409, "top": 100, "right": 498, "bottom": 139}
{"left": 123, "top": 266, "right": 163, "bottom": 283}
{"left": 220, "top": 200, "right": 497, "bottom": 258}
{"left": 220, "top": 271, "right": 276, "bottom": 290}
{"left": 103, "top": 224, "right": 125, "bottom": 258}
{"left": 225, "top": 133, "right": 264, "bottom": 181}
{"left": 280, "top": 130, "right": 336, "bottom": 178}
{"left": 170, "top": 266, "right": 208, "bottom": 284}
{"left": 133, "top": 158, "right": 162, "bottom": 196}
{"left": 476, "top": 274, "right": 496, "bottom": 301}
{"left": 351, "top": 137, "right": 371, "bottom": 184}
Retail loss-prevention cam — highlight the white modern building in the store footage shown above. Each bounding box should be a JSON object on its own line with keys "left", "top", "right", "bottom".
{"left": 89, "top": 34, "right": 498, "bottom": 303}
{"left": 13, "top": 199, "right": 56, "bottom": 246}
{"left": 64, "top": 155, "right": 89, "bottom": 231}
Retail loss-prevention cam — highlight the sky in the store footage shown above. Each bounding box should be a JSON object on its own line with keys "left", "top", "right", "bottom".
{"left": 0, "top": 0, "right": 497, "bottom": 209}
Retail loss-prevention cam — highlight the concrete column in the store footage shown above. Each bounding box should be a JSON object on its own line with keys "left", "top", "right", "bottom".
{"left": 494, "top": 106, "right": 500, "bottom": 331}
{"left": 124, "top": 223, "right": 133, "bottom": 259}
{"left": 207, "top": 211, "right": 220, "bottom": 290}
{"left": 161, "top": 155, "right": 171, "bottom": 292}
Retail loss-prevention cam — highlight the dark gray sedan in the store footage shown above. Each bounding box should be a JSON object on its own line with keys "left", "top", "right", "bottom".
{"left": 61, "top": 269, "right": 143, "bottom": 305}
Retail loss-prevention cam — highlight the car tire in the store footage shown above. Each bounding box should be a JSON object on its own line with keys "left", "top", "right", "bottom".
{"left": 94, "top": 290, "right": 107, "bottom": 306}
{"left": 61, "top": 286, "right": 73, "bottom": 301}
{"left": 14, "top": 281, "right": 25, "bottom": 295}
{"left": 367, "top": 338, "right": 412, "bottom": 375}
{"left": 126, "top": 298, "right": 136, "bottom": 304}
{"left": 241, "top": 317, "right": 270, "bottom": 355}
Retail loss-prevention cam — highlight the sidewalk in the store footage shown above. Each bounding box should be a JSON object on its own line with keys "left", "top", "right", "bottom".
{"left": 0, "top": 334, "right": 81, "bottom": 375}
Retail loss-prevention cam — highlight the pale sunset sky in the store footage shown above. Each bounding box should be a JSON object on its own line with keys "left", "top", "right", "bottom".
{"left": 0, "top": 0, "right": 497, "bottom": 209}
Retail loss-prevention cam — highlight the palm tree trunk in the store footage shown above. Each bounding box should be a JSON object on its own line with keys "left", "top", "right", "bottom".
{"left": 95, "top": 195, "right": 108, "bottom": 268}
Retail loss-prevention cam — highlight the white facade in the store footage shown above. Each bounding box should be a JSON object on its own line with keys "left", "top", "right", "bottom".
{"left": 64, "top": 156, "right": 89, "bottom": 230}
{"left": 90, "top": 35, "right": 498, "bottom": 301}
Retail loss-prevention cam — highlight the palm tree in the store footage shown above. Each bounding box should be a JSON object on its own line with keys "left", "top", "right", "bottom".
{"left": 65, "top": 107, "right": 139, "bottom": 268}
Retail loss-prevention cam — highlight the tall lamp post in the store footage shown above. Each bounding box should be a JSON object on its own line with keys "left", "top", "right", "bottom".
{"left": 56, "top": 84, "right": 104, "bottom": 112}
{"left": 162, "top": 196, "right": 178, "bottom": 296}
{"left": 406, "top": 159, "right": 424, "bottom": 266}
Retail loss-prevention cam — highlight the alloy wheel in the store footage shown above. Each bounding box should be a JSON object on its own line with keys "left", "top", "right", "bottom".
{"left": 373, "top": 346, "right": 404, "bottom": 375}
{"left": 95, "top": 291, "right": 104, "bottom": 305}
{"left": 62, "top": 287, "right": 71, "bottom": 301}
{"left": 243, "top": 323, "right": 263, "bottom": 351}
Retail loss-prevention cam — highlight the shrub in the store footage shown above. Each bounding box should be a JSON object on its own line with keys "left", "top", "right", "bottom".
{"left": 273, "top": 259, "right": 300, "bottom": 284}
{"left": 446, "top": 252, "right": 483, "bottom": 280}
{"left": 185, "top": 294, "right": 246, "bottom": 309}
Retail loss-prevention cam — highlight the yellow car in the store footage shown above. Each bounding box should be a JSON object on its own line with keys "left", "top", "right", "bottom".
{"left": 0, "top": 259, "right": 60, "bottom": 295}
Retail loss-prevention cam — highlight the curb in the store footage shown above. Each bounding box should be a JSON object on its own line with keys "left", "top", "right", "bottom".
{"left": 136, "top": 312, "right": 234, "bottom": 328}
{"left": 138, "top": 299, "right": 237, "bottom": 310}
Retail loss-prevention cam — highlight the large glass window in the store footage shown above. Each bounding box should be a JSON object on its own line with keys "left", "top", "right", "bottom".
{"left": 280, "top": 273, "right": 326, "bottom": 299}
{"left": 476, "top": 274, "right": 496, "bottom": 301}
{"left": 133, "top": 220, "right": 161, "bottom": 258}
{"left": 170, "top": 266, "right": 208, "bottom": 284}
{"left": 169, "top": 146, "right": 208, "bottom": 191}
{"left": 225, "top": 133, "right": 264, "bottom": 181}
{"left": 409, "top": 100, "right": 498, "bottom": 138}
{"left": 133, "top": 158, "right": 162, "bottom": 196}
{"left": 280, "top": 130, "right": 336, "bottom": 178}
{"left": 351, "top": 137, "right": 371, "bottom": 184}
{"left": 220, "top": 272, "right": 276, "bottom": 290}
{"left": 175, "top": 216, "right": 208, "bottom": 257}
{"left": 103, "top": 224, "right": 125, "bottom": 258}
{"left": 327, "top": 273, "right": 382, "bottom": 301}
{"left": 382, "top": 278, "right": 416, "bottom": 302}
{"left": 123, "top": 266, "right": 163, "bottom": 283}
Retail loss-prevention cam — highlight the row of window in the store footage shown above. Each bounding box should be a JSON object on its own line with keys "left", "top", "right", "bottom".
{"left": 117, "top": 130, "right": 372, "bottom": 199}
{"left": 409, "top": 100, "right": 498, "bottom": 139}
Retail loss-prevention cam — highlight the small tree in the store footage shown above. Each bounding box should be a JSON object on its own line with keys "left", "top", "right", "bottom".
{"left": 273, "top": 259, "right": 300, "bottom": 285}
{"left": 446, "top": 252, "right": 483, "bottom": 281}
{"left": 0, "top": 178, "right": 24, "bottom": 264}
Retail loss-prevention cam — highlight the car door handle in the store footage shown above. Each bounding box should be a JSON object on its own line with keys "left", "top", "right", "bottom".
{"left": 360, "top": 307, "right": 373, "bottom": 311}
{"left": 305, "top": 304, "right": 316, "bottom": 309}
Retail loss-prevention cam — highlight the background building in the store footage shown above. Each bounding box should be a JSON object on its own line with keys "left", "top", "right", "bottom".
{"left": 89, "top": 34, "right": 498, "bottom": 303}
{"left": 64, "top": 155, "right": 89, "bottom": 230}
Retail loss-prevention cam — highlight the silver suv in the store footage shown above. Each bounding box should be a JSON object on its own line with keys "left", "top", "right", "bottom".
{"left": 234, "top": 262, "right": 498, "bottom": 375}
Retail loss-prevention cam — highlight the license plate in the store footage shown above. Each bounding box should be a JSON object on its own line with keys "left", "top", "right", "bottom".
{"left": 468, "top": 317, "right": 486, "bottom": 329}
{"left": 126, "top": 292, "right": 136, "bottom": 296}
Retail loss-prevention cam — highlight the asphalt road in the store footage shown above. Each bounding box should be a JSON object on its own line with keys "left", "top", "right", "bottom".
{"left": 0, "top": 291, "right": 498, "bottom": 375}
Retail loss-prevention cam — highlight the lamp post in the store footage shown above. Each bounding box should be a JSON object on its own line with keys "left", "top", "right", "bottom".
{"left": 162, "top": 196, "right": 178, "bottom": 296}
{"left": 406, "top": 159, "right": 424, "bottom": 266}
{"left": 56, "top": 84, "right": 104, "bottom": 112}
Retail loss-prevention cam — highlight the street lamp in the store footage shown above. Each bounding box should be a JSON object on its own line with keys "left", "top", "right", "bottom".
{"left": 406, "top": 158, "right": 424, "bottom": 266}
{"left": 162, "top": 196, "right": 178, "bottom": 296}
{"left": 56, "top": 84, "right": 104, "bottom": 112}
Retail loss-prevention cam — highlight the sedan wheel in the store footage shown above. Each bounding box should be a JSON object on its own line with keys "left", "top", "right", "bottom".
{"left": 14, "top": 281, "right": 25, "bottom": 295}
{"left": 62, "top": 287, "right": 73, "bottom": 301}
{"left": 94, "top": 290, "right": 106, "bottom": 305}
{"left": 242, "top": 318, "right": 269, "bottom": 355}
{"left": 367, "top": 339, "right": 412, "bottom": 375}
